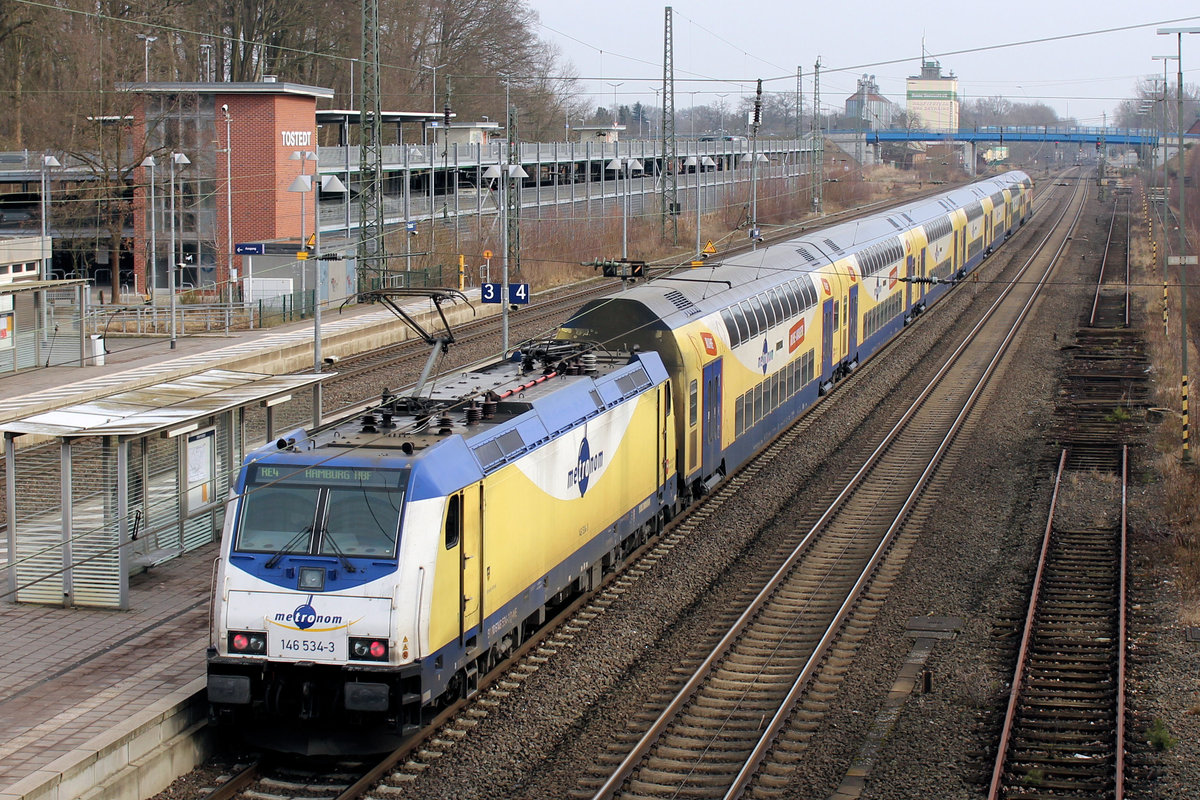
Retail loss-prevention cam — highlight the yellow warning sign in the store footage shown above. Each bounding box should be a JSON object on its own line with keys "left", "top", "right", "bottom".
{"left": 702, "top": 241, "right": 717, "bottom": 255}
{"left": 306, "top": 232, "right": 316, "bottom": 248}
{"left": 296, "top": 251, "right": 309, "bottom": 260}
{"left": 690, "top": 260, "right": 705, "bottom": 268}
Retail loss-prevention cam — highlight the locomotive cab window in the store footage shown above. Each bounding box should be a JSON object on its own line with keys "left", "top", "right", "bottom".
{"left": 235, "top": 464, "right": 406, "bottom": 559}
{"left": 444, "top": 494, "right": 461, "bottom": 549}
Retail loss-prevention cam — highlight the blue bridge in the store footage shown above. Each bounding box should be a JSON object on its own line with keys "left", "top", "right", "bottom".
{"left": 829, "top": 126, "right": 1193, "bottom": 147}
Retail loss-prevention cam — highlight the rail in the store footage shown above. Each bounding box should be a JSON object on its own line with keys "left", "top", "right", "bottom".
{"left": 987, "top": 446, "right": 1129, "bottom": 800}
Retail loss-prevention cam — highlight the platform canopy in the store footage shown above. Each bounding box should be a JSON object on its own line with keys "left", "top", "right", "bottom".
{"left": 0, "top": 368, "right": 325, "bottom": 439}
{"left": 3, "top": 367, "right": 333, "bottom": 609}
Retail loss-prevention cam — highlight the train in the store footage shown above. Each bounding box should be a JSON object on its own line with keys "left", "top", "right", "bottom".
{"left": 206, "top": 170, "right": 1033, "bottom": 751}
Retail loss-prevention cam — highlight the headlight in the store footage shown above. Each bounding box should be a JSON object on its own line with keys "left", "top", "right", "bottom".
{"left": 228, "top": 630, "right": 267, "bottom": 655}
{"left": 349, "top": 637, "right": 388, "bottom": 662}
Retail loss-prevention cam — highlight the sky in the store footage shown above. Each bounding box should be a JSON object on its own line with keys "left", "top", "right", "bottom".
{"left": 529, "top": 1, "right": 1200, "bottom": 127}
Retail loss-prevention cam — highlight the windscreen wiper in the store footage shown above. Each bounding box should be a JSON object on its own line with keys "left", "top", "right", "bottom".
{"left": 320, "top": 529, "right": 357, "bottom": 573}
{"left": 265, "top": 525, "right": 313, "bottom": 569}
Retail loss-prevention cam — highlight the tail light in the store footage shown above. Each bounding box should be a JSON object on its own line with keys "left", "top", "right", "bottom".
{"left": 228, "top": 631, "right": 267, "bottom": 655}
{"left": 349, "top": 637, "right": 388, "bottom": 662}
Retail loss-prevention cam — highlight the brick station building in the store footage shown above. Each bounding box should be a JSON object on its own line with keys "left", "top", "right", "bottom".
{"left": 123, "top": 80, "right": 334, "bottom": 296}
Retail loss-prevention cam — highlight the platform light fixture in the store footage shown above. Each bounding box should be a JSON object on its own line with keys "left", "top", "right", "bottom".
{"left": 290, "top": 158, "right": 347, "bottom": 429}
{"left": 140, "top": 156, "right": 157, "bottom": 295}
{"left": 1157, "top": 26, "right": 1200, "bottom": 461}
{"left": 39, "top": 154, "right": 61, "bottom": 339}
{"left": 420, "top": 62, "right": 448, "bottom": 145}
{"left": 136, "top": 34, "right": 157, "bottom": 82}
{"left": 168, "top": 152, "right": 190, "bottom": 350}
{"left": 606, "top": 157, "right": 643, "bottom": 260}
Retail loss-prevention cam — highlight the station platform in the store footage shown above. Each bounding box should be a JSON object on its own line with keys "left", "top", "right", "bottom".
{"left": 0, "top": 289, "right": 493, "bottom": 800}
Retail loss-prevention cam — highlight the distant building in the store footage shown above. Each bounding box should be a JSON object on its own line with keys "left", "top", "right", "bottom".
{"left": 573, "top": 125, "right": 626, "bottom": 144}
{"left": 428, "top": 120, "right": 501, "bottom": 149}
{"left": 906, "top": 60, "right": 959, "bottom": 132}
{"left": 844, "top": 75, "right": 895, "bottom": 130}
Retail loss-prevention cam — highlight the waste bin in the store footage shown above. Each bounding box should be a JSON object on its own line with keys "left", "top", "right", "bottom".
{"left": 90, "top": 334, "right": 105, "bottom": 366}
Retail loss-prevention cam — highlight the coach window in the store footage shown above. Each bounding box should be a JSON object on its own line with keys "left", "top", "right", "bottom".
{"left": 749, "top": 295, "right": 769, "bottom": 333}
{"left": 741, "top": 301, "right": 759, "bottom": 338}
{"left": 732, "top": 304, "right": 750, "bottom": 343}
{"left": 689, "top": 379, "right": 698, "bottom": 426}
{"left": 444, "top": 494, "right": 461, "bottom": 549}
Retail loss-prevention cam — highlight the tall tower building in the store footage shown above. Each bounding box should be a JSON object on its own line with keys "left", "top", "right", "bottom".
{"left": 905, "top": 59, "right": 959, "bottom": 132}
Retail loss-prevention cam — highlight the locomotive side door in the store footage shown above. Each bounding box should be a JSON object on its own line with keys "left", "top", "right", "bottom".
{"left": 446, "top": 487, "right": 482, "bottom": 643}
{"left": 702, "top": 359, "right": 723, "bottom": 478}
{"left": 847, "top": 284, "right": 859, "bottom": 356}
{"left": 821, "top": 298, "right": 835, "bottom": 378}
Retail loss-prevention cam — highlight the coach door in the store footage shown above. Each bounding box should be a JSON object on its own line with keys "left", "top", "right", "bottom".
{"left": 702, "top": 360, "right": 723, "bottom": 478}
{"left": 905, "top": 254, "right": 914, "bottom": 310}
{"left": 821, "top": 298, "right": 835, "bottom": 377}
{"left": 847, "top": 285, "right": 859, "bottom": 355}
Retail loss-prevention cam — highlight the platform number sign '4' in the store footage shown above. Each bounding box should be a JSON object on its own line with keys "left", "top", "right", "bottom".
{"left": 481, "top": 283, "right": 530, "bottom": 304}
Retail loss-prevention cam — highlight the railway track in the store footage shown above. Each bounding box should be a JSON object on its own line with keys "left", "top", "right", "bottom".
{"left": 986, "top": 198, "right": 1145, "bottom": 798}
{"left": 203, "top": 757, "right": 377, "bottom": 800}
{"left": 1089, "top": 194, "right": 1131, "bottom": 329}
{"left": 541, "top": 177, "right": 1090, "bottom": 799}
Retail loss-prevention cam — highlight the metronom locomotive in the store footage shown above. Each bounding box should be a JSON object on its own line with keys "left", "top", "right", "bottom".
{"left": 206, "top": 171, "right": 1032, "bottom": 751}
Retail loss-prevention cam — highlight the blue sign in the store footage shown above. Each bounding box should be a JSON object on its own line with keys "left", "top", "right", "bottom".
{"left": 481, "top": 283, "right": 502, "bottom": 303}
{"left": 406, "top": 221, "right": 417, "bottom": 233}
{"left": 509, "top": 283, "right": 530, "bottom": 305}
{"left": 235, "top": 243, "right": 265, "bottom": 255}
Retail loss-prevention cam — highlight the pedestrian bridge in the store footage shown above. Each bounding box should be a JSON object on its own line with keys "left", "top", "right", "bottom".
{"left": 832, "top": 126, "right": 1195, "bottom": 147}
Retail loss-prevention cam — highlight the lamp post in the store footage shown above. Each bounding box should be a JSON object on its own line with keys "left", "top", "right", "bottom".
{"left": 420, "top": 62, "right": 448, "bottom": 145}
{"left": 39, "top": 154, "right": 60, "bottom": 338}
{"left": 290, "top": 161, "right": 347, "bottom": 428}
{"left": 607, "top": 81, "right": 624, "bottom": 123}
{"left": 168, "top": 152, "right": 190, "bottom": 350}
{"left": 289, "top": 149, "right": 318, "bottom": 248}
{"left": 606, "top": 157, "right": 642, "bottom": 259}
{"left": 222, "top": 106, "right": 233, "bottom": 329}
{"left": 482, "top": 160, "right": 528, "bottom": 355}
{"left": 716, "top": 94, "right": 730, "bottom": 134}
{"left": 139, "top": 156, "right": 157, "bottom": 296}
{"left": 1158, "top": 26, "right": 1200, "bottom": 462}
{"left": 136, "top": 34, "right": 157, "bottom": 82}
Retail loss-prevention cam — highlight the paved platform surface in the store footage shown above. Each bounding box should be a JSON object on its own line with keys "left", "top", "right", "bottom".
{"left": 0, "top": 542, "right": 214, "bottom": 791}
{"left": 0, "top": 291, "right": 486, "bottom": 796}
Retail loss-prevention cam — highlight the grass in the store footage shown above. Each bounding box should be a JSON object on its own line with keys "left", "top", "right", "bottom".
{"left": 1132, "top": 179, "right": 1200, "bottom": 617}
{"left": 1147, "top": 718, "right": 1178, "bottom": 751}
